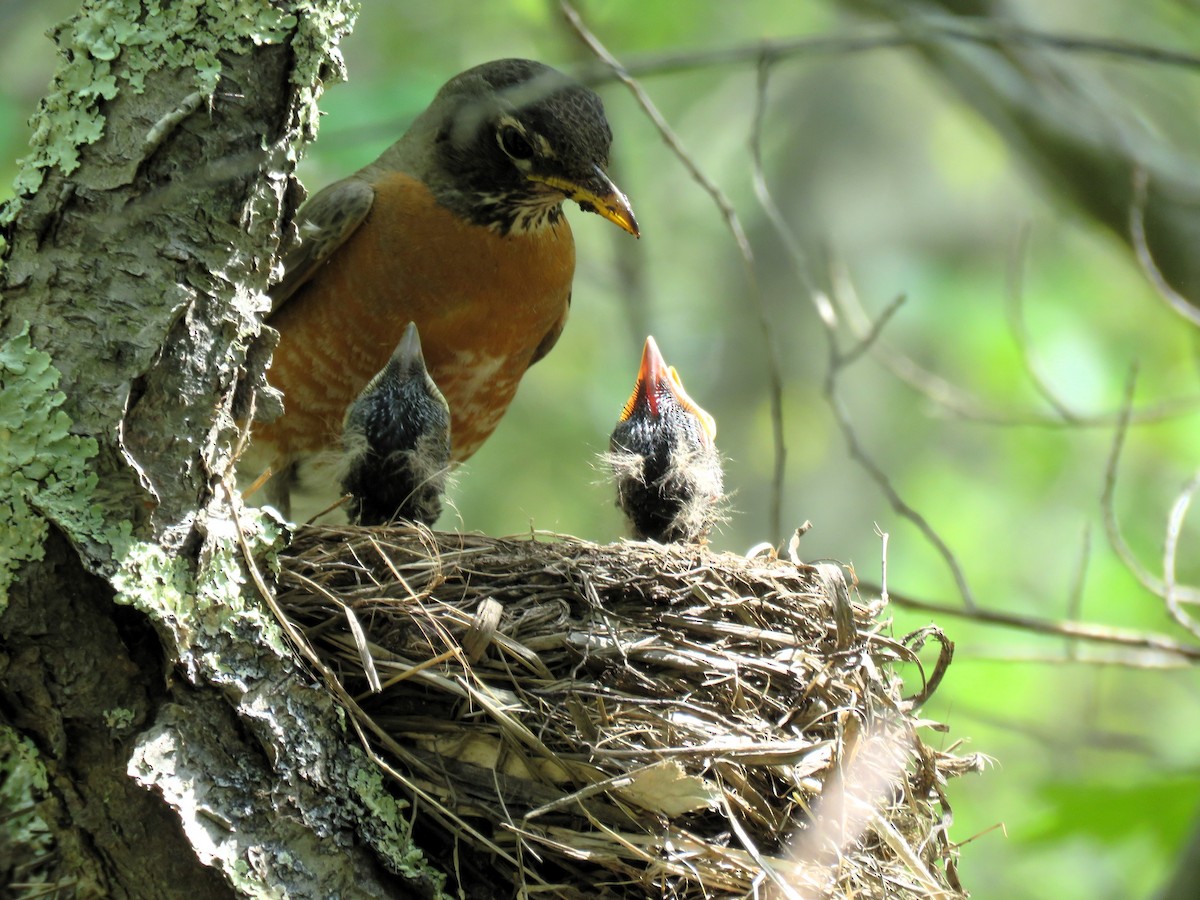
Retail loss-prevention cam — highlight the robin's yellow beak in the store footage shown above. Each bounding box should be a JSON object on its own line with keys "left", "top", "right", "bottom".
{"left": 530, "top": 166, "right": 639, "bottom": 237}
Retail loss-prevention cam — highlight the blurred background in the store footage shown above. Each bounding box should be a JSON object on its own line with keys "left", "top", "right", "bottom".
{"left": 4, "top": 1, "right": 1200, "bottom": 896}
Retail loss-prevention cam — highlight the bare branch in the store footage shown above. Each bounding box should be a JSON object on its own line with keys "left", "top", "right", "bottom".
{"left": 1003, "top": 225, "right": 1081, "bottom": 422}
{"left": 1064, "top": 524, "right": 1092, "bottom": 661}
{"left": 1101, "top": 369, "right": 1200, "bottom": 605}
{"left": 823, "top": 290, "right": 979, "bottom": 610}
{"left": 836, "top": 261, "right": 1200, "bottom": 429}
{"left": 747, "top": 57, "right": 833, "bottom": 326}
{"left": 849, "top": 0, "right": 1200, "bottom": 307}
{"left": 935, "top": 20, "right": 1200, "bottom": 71}
{"left": 838, "top": 291, "right": 907, "bottom": 370}
{"left": 871, "top": 581, "right": 1200, "bottom": 663}
{"left": 964, "top": 651, "right": 1195, "bottom": 670}
{"left": 1129, "top": 168, "right": 1200, "bottom": 330}
{"left": 1163, "top": 470, "right": 1200, "bottom": 641}
{"left": 576, "top": 23, "right": 1200, "bottom": 86}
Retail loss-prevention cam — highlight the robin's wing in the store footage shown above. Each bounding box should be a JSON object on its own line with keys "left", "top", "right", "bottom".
{"left": 527, "top": 291, "right": 571, "bottom": 368}
{"left": 268, "top": 177, "right": 377, "bottom": 315}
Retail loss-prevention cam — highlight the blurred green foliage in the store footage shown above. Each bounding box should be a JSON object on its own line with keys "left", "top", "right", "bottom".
{"left": 3, "top": 1, "right": 1200, "bottom": 897}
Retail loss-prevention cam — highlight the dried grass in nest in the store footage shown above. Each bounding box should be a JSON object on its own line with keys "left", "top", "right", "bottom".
{"left": 273, "top": 525, "right": 984, "bottom": 899}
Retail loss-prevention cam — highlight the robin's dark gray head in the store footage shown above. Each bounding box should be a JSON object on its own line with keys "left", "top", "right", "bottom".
{"left": 608, "top": 336, "right": 723, "bottom": 543}
{"left": 419, "top": 58, "right": 638, "bottom": 237}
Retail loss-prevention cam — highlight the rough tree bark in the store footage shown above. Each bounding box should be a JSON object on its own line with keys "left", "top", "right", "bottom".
{"left": 0, "top": 2, "right": 442, "bottom": 896}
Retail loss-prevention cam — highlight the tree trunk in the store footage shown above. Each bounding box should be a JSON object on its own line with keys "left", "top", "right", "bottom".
{"left": 0, "top": 2, "right": 441, "bottom": 895}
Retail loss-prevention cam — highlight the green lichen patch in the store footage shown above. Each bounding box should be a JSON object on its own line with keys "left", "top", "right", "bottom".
{"left": 110, "top": 542, "right": 192, "bottom": 621}
{"left": 103, "top": 706, "right": 138, "bottom": 732}
{"left": 346, "top": 752, "right": 436, "bottom": 885}
{"left": 0, "top": 325, "right": 108, "bottom": 609}
{"left": 6, "top": 0, "right": 357, "bottom": 215}
{"left": 108, "top": 508, "right": 291, "bottom": 670}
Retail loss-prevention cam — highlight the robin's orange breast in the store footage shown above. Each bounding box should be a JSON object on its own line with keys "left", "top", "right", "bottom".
{"left": 255, "top": 172, "right": 576, "bottom": 470}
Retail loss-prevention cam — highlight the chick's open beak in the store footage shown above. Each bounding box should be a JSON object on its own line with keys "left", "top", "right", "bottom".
{"left": 620, "top": 335, "right": 671, "bottom": 421}
{"left": 530, "top": 165, "right": 639, "bottom": 237}
{"left": 619, "top": 336, "right": 716, "bottom": 443}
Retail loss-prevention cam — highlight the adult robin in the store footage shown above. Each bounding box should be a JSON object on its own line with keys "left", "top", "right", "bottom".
{"left": 341, "top": 322, "right": 451, "bottom": 526}
{"left": 607, "top": 336, "right": 724, "bottom": 543}
{"left": 246, "top": 58, "right": 638, "bottom": 516}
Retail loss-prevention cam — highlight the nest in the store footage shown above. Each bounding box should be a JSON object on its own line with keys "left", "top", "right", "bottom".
{"left": 273, "top": 526, "right": 982, "bottom": 898}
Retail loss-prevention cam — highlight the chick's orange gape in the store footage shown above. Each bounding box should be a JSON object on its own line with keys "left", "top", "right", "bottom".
{"left": 246, "top": 58, "right": 638, "bottom": 515}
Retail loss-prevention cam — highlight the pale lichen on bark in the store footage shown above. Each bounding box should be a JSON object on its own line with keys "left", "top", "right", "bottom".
{"left": 0, "top": 325, "right": 117, "bottom": 607}
{"left": 5, "top": 0, "right": 340, "bottom": 204}
{"left": 117, "top": 507, "right": 438, "bottom": 894}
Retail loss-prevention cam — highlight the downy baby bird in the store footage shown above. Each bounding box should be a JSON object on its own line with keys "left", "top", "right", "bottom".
{"left": 607, "top": 336, "right": 724, "bottom": 543}
{"left": 341, "top": 322, "right": 451, "bottom": 526}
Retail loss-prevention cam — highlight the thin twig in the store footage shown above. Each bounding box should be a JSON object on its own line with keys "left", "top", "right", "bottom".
{"left": 824, "top": 291, "right": 979, "bottom": 610}
{"left": 957, "top": 651, "right": 1195, "bottom": 670}
{"left": 836, "top": 259, "right": 1200, "bottom": 429}
{"left": 748, "top": 55, "right": 833, "bottom": 326}
{"left": 1064, "top": 525, "right": 1093, "bottom": 660}
{"left": 877, "top": 525, "right": 890, "bottom": 606}
{"left": 871, "top": 581, "right": 1200, "bottom": 662}
{"left": 315, "top": 26, "right": 1200, "bottom": 157}
{"left": 577, "top": 22, "right": 1200, "bottom": 86}
{"left": 1004, "top": 225, "right": 1080, "bottom": 422}
{"left": 1101, "top": 367, "right": 1200, "bottom": 605}
{"left": 1129, "top": 167, "right": 1200, "bottom": 329}
{"left": 1162, "top": 470, "right": 1200, "bottom": 641}
{"left": 838, "top": 290, "right": 907, "bottom": 369}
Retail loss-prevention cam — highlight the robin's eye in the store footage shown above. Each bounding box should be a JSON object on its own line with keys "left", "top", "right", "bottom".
{"left": 498, "top": 125, "right": 534, "bottom": 161}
